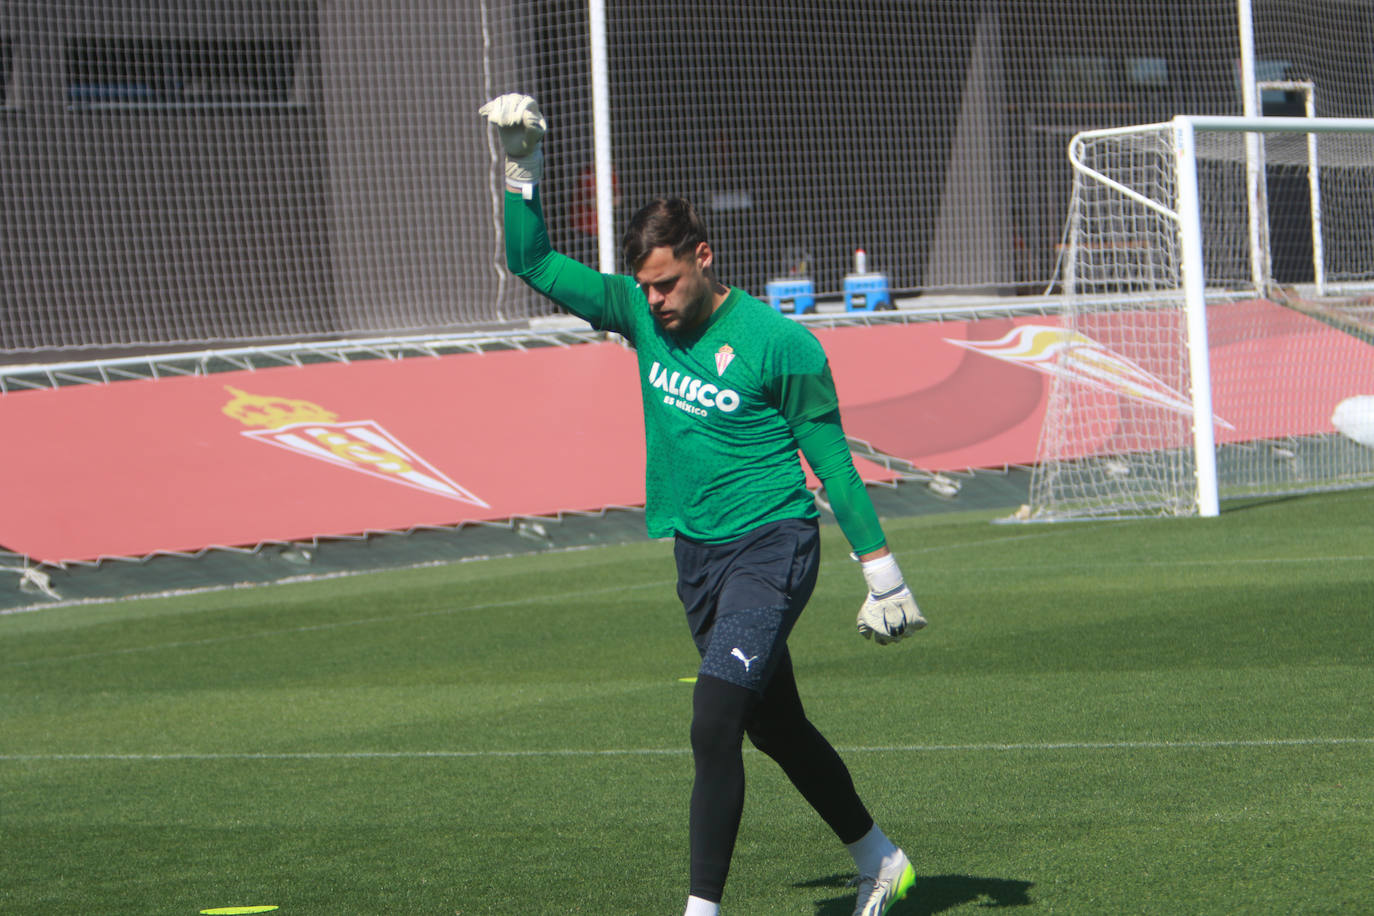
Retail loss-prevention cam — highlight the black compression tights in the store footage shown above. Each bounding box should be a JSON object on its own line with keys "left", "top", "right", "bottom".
{"left": 688, "top": 656, "right": 874, "bottom": 903}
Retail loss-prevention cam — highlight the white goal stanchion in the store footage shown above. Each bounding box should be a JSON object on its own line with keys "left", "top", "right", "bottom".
{"left": 1030, "top": 115, "right": 1374, "bottom": 521}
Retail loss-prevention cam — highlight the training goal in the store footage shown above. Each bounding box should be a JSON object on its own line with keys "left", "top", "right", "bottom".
{"left": 1028, "top": 115, "right": 1374, "bottom": 520}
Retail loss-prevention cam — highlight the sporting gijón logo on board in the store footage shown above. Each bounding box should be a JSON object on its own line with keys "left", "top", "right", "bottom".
{"left": 221, "top": 387, "right": 490, "bottom": 506}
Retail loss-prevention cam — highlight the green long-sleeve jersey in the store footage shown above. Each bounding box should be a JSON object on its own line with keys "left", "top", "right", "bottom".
{"left": 505, "top": 189, "right": 886, "bottom": 553}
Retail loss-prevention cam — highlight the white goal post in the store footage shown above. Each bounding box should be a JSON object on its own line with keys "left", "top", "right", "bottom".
{"left": 1029, "top": 115, "right": 1374, "bottom": 521}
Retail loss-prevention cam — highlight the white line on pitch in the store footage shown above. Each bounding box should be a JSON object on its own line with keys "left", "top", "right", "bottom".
{"left": 3, "top": 736, "right": 1371, "bottom": 762}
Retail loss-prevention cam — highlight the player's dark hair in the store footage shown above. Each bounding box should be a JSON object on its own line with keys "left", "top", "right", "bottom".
{"left": 622, "top": 197, "right": 711, "bottom": 273}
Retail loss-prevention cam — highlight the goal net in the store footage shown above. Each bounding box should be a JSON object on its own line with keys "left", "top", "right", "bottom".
{"left": 1029, "top": 116, "right": 1374, "bottom": 520}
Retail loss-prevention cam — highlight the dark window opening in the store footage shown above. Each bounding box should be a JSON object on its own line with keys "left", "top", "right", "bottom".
{"left": 66, "top": 37, "right": 298, "bottom": 108}
{"left": 1045, "top": 54, "right": 1170, "bottom": 105}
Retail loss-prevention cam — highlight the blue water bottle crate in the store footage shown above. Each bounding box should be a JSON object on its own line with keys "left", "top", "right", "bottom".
{"left": 765, "top": 277, "right": 816, "bottom": 315}
{"left": 842, "top": 272, "right": 891, "bottom": 311}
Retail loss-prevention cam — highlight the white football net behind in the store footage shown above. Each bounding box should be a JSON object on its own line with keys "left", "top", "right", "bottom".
{"left": 6, "top": 1, "right": 1374, "bottom": 357}
{"left": 0, "top": 2, "right": 569, "bottom": 353}
{"left": 1030, "top": 117, "right": 1374, "bottom": 520}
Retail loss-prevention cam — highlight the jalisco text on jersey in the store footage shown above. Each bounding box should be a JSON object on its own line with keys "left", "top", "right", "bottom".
{"left": 648, "top": 361, "right": 741, "bottom": 413}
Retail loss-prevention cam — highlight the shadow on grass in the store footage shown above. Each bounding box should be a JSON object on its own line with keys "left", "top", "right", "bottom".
{"left": 1220, "top": 493, "right": 1315, "bottom": 514}
{"left": 801, "top": 872, "right": 1033, "bottom": 914}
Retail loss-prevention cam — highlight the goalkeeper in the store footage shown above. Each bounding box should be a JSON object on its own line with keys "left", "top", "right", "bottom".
{"left": 482, "top": 93, "right": 925, "bottom": 916}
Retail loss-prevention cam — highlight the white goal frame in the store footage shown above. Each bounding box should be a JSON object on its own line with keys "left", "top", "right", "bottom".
{"left": 1054, "top": 114, "right": 1374, "bottom": 519}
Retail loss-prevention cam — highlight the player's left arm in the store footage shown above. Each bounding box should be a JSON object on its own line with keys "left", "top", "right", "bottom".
{"left": 790, "top": 410, "right": 878, "bottom": 540}
{"left": 778, "top": 365, "right": 927, "bottom": 645}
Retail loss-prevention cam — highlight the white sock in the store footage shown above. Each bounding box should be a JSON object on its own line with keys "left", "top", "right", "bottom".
{"left": 684, "top": 894, "right": 720, "bottom": 916}
{"left": 846, "top": 823, "right": 902, "bottom": 877}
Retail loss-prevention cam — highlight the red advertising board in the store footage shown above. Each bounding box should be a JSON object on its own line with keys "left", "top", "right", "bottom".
{"left": 1, "top": 344, "right": 646, "bottom": 563}
{"left": 822, "top": 300, "right": 1374, "bottom": 468}
{"left": 2, "top": 300, "right": 1371, "bottom": 563}
{"left": 0, "top": 341, "right": 894, "bottom": 563}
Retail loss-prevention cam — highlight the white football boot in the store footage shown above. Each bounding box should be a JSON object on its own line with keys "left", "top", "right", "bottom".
{"left": 852, "top": 848, "right": 916, "bottom": 916}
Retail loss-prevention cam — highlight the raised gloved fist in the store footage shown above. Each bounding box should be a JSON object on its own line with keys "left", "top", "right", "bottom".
{"left": 479, "top": 93, "right": 546, "bottom": 193}
{"left": 857, "top": 585, "right": 927, "bottom": 645}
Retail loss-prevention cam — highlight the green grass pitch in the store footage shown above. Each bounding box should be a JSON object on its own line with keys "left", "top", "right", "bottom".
{"left": 3, "top": 489, "right": 1372, "bottom": 914}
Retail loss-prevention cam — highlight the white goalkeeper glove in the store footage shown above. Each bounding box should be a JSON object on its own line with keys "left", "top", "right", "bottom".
{"left": 479, "top": 92, "right": 546, "bottom": 198}
{"left": 856, "top": 553, "right": 927, "bottom": 645}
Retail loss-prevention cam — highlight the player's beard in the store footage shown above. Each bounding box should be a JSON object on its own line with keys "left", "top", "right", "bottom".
{"left": 662, "top": 272, "right": 716, "bottom": 336}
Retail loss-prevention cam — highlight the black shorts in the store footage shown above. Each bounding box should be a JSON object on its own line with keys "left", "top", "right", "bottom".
{"left": 674, "top": 517, "right": 821, "bottom": 693}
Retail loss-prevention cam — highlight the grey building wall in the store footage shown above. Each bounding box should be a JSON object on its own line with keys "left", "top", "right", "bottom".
{"left": 320, "top": 0, "right": 526, "bottom": 334}
{"left": 0, "top": 1, "right": 541, "bottom": 354}
{"left": 0, "top": 2, "right": 334, "bottom": 351}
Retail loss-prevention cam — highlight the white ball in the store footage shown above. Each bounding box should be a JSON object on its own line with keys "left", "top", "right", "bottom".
{"left": 1331, "top": 395, "right": 1374, "bottom": 448}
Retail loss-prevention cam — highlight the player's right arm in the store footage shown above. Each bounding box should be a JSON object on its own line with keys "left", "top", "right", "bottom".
{"left": 482, "top": 93, "right": 625, "bottom": 333}
{"left": 504, "top": 187, "right": 624, "bottom": 331}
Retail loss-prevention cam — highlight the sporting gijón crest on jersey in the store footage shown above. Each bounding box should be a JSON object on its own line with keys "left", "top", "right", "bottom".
{"left": 602, "top": 285, "right": 841, "bottom": 543}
